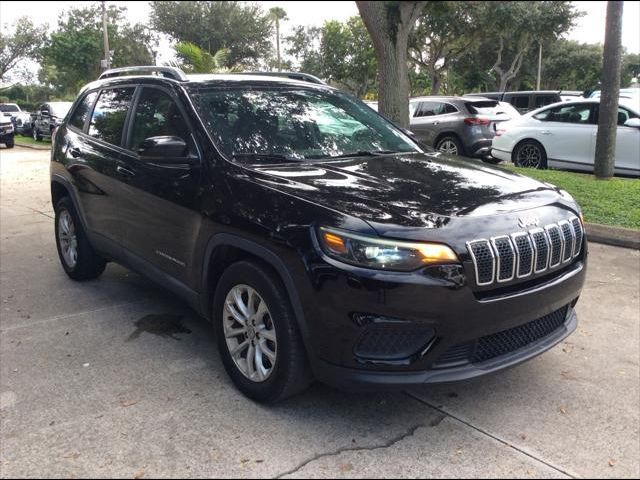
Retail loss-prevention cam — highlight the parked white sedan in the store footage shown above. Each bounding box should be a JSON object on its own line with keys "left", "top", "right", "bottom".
{"left": 491, "top": 99, "right": 640, "bottom": 176}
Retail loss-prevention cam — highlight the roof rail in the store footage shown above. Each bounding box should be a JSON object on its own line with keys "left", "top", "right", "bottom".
{"left": 236, "top": 71, "right": 326, "bottom": 85}
{"left": 98, "top": 66, "right": 188, "bottom": 81}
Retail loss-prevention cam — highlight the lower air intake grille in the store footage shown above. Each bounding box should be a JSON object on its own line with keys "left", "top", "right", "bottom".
{"left": 354, "top": 326, "right": 435, "bottom": 361}
{"left": 433, "top": 305, "right": 569, "bottom": 368}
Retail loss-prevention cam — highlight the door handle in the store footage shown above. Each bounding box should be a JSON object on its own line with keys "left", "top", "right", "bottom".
{"left": 69, "top": 147, "right": 82, "bottom": 158}
{"left": 541, "top": 130, "right": 552, "bottom": 135}
{"left": 431, "top": 121, "right": 439, "bottom": 126}
{"left": 116, "top": 165, "right": 136, "bottom": 177}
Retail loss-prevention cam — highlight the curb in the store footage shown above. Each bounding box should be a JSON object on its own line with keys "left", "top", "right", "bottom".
{"left": 585, "top": 222, "right": 640, "bottom": 250}
{"left": 14, "top": 142, "right": 51, "bottom": 151}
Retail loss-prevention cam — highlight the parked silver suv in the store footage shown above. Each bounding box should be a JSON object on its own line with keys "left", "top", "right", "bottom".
{"left": 409, "top": 96, "right": 516, "bottom": 161}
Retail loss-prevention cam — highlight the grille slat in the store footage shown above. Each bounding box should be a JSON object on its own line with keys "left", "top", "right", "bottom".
{"left": 467, "top": 217, "right": 583, "bottom": 287}
{"left": 434, "top": 305, "right": 569, "bottom": 368}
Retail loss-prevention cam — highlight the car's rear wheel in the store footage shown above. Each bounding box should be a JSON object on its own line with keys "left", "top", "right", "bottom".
{"left": 55, "top": 197, "right": 106, "bottom": 280}
{"left": 435, "top": 135, "right": 464, "bottom": 156}
{"left": 214, "top": 260, "right": 311, "bottom": 403}
{"left": 513, "top": 140, "right": 547, "bottom": 169}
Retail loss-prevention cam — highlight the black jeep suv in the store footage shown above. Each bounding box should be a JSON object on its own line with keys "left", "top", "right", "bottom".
{"left": 51, "top": 67, "right": 587, "bottom": 403}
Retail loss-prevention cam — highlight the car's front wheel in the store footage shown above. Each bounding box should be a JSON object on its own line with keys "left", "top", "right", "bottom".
{"left": 55, "top": 197, "right": 106, "bottom": 280}
{"left": 214, "top": 260, "right": 311, "bottom": 403}
{"left": 513, "top": 140, "right": 547, "bottom": 169}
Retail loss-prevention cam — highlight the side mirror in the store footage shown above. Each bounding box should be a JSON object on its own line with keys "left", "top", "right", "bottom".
{"left": 137, "top": 136, "right": 196, "bottom": 164}
{"left": 624, "top": 118, "right": 640, "bottom": 128}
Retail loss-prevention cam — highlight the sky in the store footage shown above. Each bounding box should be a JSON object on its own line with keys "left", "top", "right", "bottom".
{"left": 0, "top": 0, "right": 639, "bottom": 78}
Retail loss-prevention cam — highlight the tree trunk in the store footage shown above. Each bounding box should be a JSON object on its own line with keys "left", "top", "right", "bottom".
{"left": 594, "top": 1, "right": 623, "bottom": 180}
{"left": 430, "top": 73, "right": 442, "bottom": 95}
{"left": 357, "top": 1, "right": 425, "bottom": 128}
{"left": 276, "top": 20, "right": 281, "bottom": 71}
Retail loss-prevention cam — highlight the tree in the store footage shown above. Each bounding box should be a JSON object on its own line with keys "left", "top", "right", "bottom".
{"left": 269, "top": 7, "right": 288, "bottom": 72}
{"left": 409, "top": 2, "right": 484, "bottom": 95}
{"left": 173, "top": 42, "right": 232, "bottom": 73}
{"left": 150, "top": 1, "right": 273, "bottom": 68}
{"left": 40, "top": 4, "right": 155, "bottom": 95}
{"left": 483, "top": 1, "right": 580, "bottom": 91}
{"left": 285, "top": 25, "right": 323, "bottom": 75}
{"left": 539, "top": 40, "right": 603, "bottom": 91}
{"left": 0, "top": 16, "right": 47, "bottom": 82}
{"left": 356, "top": 1, "right": 426, "bottom": 128}
{"left": 594, "top": 1, "right": 624, "bottom": 180}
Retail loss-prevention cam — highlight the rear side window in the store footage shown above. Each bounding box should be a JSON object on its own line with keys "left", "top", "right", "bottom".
{"left": 534, "top": 95, "right": 558, "bottom": 108}
{"left": 534, "top": 104, "right": 594, "bottom": 124}
{"left": 129, "top": 87, "right": 190, "bottom": 150}
{"left": 414, "top": 101, "right": 450, "bottom": 117}
{"left": 88, "top": 88, "right": 135, "bottom": 146}
{"left": 509, "top": 96, "right": 529, "bottom": 110}
{"left": 68, "top": 92, "right": 97, "bottom": 131}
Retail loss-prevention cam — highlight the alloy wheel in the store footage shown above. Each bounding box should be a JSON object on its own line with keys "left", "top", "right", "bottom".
{"left": 58, "top": 209, "right": 78, "bottom": 268}
{"left": 517, "top": 144, "right": 542, "bottom": 168}
{"left": 438, "top": 139, "right": 458, "bottom": 155}
{"left": 223, "top": 284, "right": 277, "bottom": 382}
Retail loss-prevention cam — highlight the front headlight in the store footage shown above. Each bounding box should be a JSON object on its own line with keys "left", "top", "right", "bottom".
{"left": 318, "top": 226, "right": 459, "bottom": 272}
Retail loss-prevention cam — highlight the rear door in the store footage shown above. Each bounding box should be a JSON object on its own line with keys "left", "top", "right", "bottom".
{"left": 410, "top": 101, "right": 458, "bottom": 146}
{"left": 532, "top": 102, "right": 596, "bottom": 169}
{"left": 64, "top": 87, "right": 136, "bottom": 245}
{"left": 117, "top": 85, "right": 202, "bottom": 284}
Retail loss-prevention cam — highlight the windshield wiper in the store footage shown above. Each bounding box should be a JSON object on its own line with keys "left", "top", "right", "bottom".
{"left": 317, "top": 150, "right": 403, "bottom": 160}
{"left": 231, "top": 153, "right": 301, "bottom": 163}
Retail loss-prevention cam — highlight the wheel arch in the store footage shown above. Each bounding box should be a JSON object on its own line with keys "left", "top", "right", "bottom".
{"left": 511, "top": 138, "right": 548, "bottom": 165}
{"left": 200, "top": 234, "right": 311, "bottom": 350}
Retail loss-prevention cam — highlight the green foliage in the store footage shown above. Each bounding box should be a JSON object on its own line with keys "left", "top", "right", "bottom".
{"left": 0, "top": 83, "right": 66, "bottom": 110}
{"left": 40, "top": 4, "right": 155, "bottom": 96}
{"left": 173, "top": 42, "right": 232, "bottom": 73}
{"left": 150, "top": 1, "right": 273, "bottom": 68}
{"left": 286, "top": 16, "right": 376, "bottom": 98}
{"left": 0, "top": 16, "right": 48, "bottom": 81}
{"left": 502, "top": 165, "right": 640, "bottom": 229}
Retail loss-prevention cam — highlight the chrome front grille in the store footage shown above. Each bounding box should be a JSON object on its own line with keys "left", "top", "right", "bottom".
{"left": 467, "top": 216, "right": 583, "bottom": 287}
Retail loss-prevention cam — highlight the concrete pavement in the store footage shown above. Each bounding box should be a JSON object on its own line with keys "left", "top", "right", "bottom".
{"left": 1, "top": 146, "right": 638, "bottom": 478}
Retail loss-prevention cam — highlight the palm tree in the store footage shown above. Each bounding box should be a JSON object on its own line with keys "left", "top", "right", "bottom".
{"left": 172, "top": 41, "right": 232, "bottom": 73}
{"left": 268, "top": 7, "right": 288, "bottom": 72}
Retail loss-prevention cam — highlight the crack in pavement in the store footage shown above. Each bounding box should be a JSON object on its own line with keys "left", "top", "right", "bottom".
{"left": 404, "top": 392, "right": 578, "bottom": 479}
{"left": 273, "top": 423, "right": 425, "bottom": 479}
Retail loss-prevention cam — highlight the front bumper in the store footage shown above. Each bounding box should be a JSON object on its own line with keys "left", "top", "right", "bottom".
{"left": 491, "top": 147, "right": 512, "bottom": 163}
{"left": 0, "top": 130, "right": 14, "bottom": 142}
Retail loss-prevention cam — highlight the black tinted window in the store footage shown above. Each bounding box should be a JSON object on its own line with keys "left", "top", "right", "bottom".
{"left": 510, "top": 96, "right": 529, "bottom": 110}
{"left": 535, "top": 95, "right": 558, "bottom": 108}
{"left": 69, "top": 92, "right": 97, "bottom": 130}
{"left": 129, "top": 88, "right": 190, "bottom": 150}
{"left": 415, "top": 102, "right": 448, "bottom": 117}
{"left": 88, "top": 88, "right": 135, "bottom": 145}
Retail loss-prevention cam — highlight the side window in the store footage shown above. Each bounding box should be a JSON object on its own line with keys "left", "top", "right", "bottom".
{"left": 129, "top": 88, "right": 190, "bottom": 150}
{"left": 534, "top": 104, "right": 593, "bottom": 124}
{"left": 534, "top": 95, "right": 557, "bottom": 108}
{"left": 510, "top": 96, "right": 529, "bottom": 111}
{"left": 617, "top": 107, "right": 638, "bottom": 126}
{"left": 68, "top": 92, "right": 98, "bottom": 131}
{"left": 443, "top": 103, "right": 458, "bottom": 114}
{"left": 88, "top": 88, "right": 135, "bottom": 146}
{"left": 415, "top": 102, "right": 445, "bottom": 117}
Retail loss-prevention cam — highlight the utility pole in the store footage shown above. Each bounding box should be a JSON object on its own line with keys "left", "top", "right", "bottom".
{"left": 594, "top": 0, "right": 624, "bottom": 179}
{"left": 101, "top": 1, "right": 110, "bottom": 70}
{"left": 536, "top": 41, "right": 542, "bottom": 90}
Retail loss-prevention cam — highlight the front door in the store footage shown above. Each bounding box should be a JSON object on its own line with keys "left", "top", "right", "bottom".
{"left": 117, "top": 86, "right": 203, "bottom": 284}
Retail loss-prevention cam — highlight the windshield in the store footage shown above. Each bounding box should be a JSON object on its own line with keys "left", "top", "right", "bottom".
{"left": 190, "top": 86, "right": 420, "bottom": 161}
{"left": 49, "top": 102, "right": 72, "bottom": 117}
{"left": 0, "top": 104, "right": 19, "bottom": 112}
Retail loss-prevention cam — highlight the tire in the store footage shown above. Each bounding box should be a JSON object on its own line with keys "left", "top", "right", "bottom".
{"left": 481, "top": 156, "right": 501, "bottom": 164}
{"left": 213, "top": 260, "right": 312, "bottom": 403}
{"left": 513, "top": 140, "right": 547, "bottom": 169}
{"left": 5, "top": 138, "right": 14, "bottom": 148}
{"left": 33, "top": 126, "right": 42, "bottom": 141}
{"left": 435, "top": 135, "right": 464, "bottom": 156}
{"left": 54, "top": 197, "right": 106, "bottom": 280}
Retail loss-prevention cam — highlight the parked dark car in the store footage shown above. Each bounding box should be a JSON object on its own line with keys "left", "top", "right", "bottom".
{"left": 0, "top": 115, "right": 15, "bottom": 148}
{"left": 408, "top": 96, "right": 516, "bottom": 160}
{"left": 32, "top": 102, "right": 73, "bottom": 141}
{"left": 51, "top": 66, "right": 587, "bottom": 403}
{"left": 464, "top": 91, "right": 561, "bottom": 113}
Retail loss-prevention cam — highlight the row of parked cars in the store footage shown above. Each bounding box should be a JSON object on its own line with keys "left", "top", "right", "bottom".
{"left": 367, "top": 88, "right": 640, "bottom": 176}
{"left": 0, "top": 101, "right": 73, "bottom": 147}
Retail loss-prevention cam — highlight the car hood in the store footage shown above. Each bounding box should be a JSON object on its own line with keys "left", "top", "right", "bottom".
{"left": 245, "top": 151, "right": 566, "bottom": 230}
